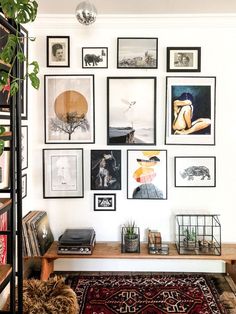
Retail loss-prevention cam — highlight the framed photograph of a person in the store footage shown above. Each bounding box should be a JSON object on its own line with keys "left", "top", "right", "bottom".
{"left": 167, "top": 47, "right": 201, "bottom": 72}
{"left": 43, "top": 148, "right": 84, "bottom": 198}
{"left": 117, "top": 37, "right": 158, "bottom": 69}
{"left": 175, "top": 156, "right": 216, "bottom": 187}
{"left": 47, "top": 36, "right": 70, "bottom": 67}
{"left": 82, "top": 47, "right": 108, "bottom": 68}
{"left": 44, "top": 74, "right": 95, "bottom": 143}
{"left": 91, "top": 150, "right": 121, "bottom": 190}
{"left": 127, "top": 150, "right": 167, "bottom": 200}
{"left": 165, "top": 76, "right": 216, "bottom": 145}
{"left": 107, "top": 77, "right": 156, "bottom": 145}
{"left": 94, "top": 193, "right": 116, "bottom": 211}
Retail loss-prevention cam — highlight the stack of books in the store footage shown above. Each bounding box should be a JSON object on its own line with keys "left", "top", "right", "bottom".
{"left": 22, "top": 210, "right": 54, "bottom": 257}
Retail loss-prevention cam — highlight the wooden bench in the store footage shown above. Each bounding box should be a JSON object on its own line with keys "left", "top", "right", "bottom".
{"left": 40, "top": 241, "right": 236, "bottom": 281}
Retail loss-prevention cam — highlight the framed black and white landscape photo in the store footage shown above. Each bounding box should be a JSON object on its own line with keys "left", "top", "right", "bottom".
{"left": 47, "top": 36, "right": 70, "bottom": 67}
{"left": 117, "top": 38, "right": 158, "bottom": 69}
{"left": 44, "top": 74, "right": 95, "bottom": 144}
{"left": 167, "top": 47, "right": 201, "bottom": 72}
{"left": 165, "top": 76, "right": 216, "bottom": 145}
{"left": 107, "top": 77, "right": 156, "bottom": 145}
{"left": 175, "top": 156, "right": 216, "bottom": 187}
{"left": 82, "top": 47, "right": 108, "bottom": 68}
{"left": 94, "top": 193, "right": 116, "bottom": 211}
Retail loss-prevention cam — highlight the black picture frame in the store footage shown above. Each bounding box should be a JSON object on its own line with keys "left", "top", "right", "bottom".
{"left": 21, "top": 125, "right": 28, "bottom": 170}
{"left": 22, "top": 174, "right": 27, "bottom": 199}
{"left": 127, "top": 150, "right": 168, "bottom": 200}
{"left": 44, "top": 74, "right": 95, "bottom": 144}
{"left": 165, "top": 76, "right": 216, "bottom": 145}
{"left": 91, "top": 150, "right": 121, "bottom": 190}
{"left": 117, "top": 37, "right": 158, "bottom": 69}
{"left": 82, "top": 47, "right": 108, "bottom": 68}
{"left": 174, "top": 156, "right": 216, "bottom": 187}
{"left": 167, "top": 47, "right": 201, "bottom": 72}
{"left": 46, "top": 36, "right": 70, "bottom": 67}
{"left": 20, "top": 25, "right": 28, "bottom": 120}
{"left": 43, "top": 148, "right": 84, "bottom": 198}
{"left": 107, "top": 77, "right": 156, "bottom": 145}
{"left": 94, "top": 193, "right": 116, "bottom": 211}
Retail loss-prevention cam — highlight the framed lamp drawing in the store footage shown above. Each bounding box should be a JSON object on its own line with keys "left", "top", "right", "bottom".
{"left": 46, "top": 36, "right": 70, "bottom": 67}
{"left": 167, "top": 47, "right": 201, "bottom": 72}
{"left": 107, "top": 77, "right": 156, "bottom": 145}
{"left": 175, "top": 156, "right": 216, "bottom": 187}
{"left": 94, "top": 193, "right": 116, "bottom": 211}
{"left": 127, "top": 150, "right": 167, "bottom": 200}
{"left": 44, "top": 74, "right": 95, "bottom": 144}
{"left": 43, "top": 148, "right": 84, "bottom": 198}
{"left": 165, "top": 76, "right": 216, "bottom": 145}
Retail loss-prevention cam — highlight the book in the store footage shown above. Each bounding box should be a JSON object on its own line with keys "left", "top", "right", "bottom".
{"left": 33, "top": 212, "right": 54, "bottom": 255}
{"left": 0, "top": 212, "right": 7, "bottom": 264}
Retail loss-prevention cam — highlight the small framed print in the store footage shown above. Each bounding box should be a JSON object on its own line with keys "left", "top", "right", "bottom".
{"left": 117, "top": 37, "right": 158, "bottom": 69}
{"left": 175, "top": 156, "right": 216, "bottom": 187}
{"left": 43, "top": 148, "right": 84, "bottom": 198}
{"left": 47, "top": 36, "right": 70, "bottom": 67}
{"left": 22, "top": 174, "right": 27, "bottom": 199}
{"left": 167, "top": 47, "right": 201, "bottom": 72}
{"left": 82, "top": 47, "right": 108, "bottom": 68}
{"left": 21, "top": 125, "right": 28, "bottom": 170}
{"left": 94, "top": 193, "right": 116, "bottom": 211}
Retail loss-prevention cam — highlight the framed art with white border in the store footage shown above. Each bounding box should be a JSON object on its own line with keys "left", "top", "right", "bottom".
{"left": 82, "top": 47, "right": 108, "bottom": 68}
{"left": 167, "top": 47, "right": 201, "bottom": 72}
{"left": 94, "top": 193, "right": 116, "bottom": 211}
{"left": 47, "top": 36, "right": 70, "bottom": 67}
{"left": 21, "top": 125, "right": 28, "bottom": 170}
{"left": 165, "top": 76, "right": 216, "bottom": 145}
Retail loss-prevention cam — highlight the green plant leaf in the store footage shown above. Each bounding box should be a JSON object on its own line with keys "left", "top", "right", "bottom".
{"left": 0, "top": 140, "right": 5, "bottom": 157}
{"left": 30, "top": 61, "right": 39, "bottom": 74}
{"left": 17, "top": 51, "right": 26, "bottom": 62}
{"left": 0, "top": 70, "right": 9, "bottom": 86}
{"left": 0, "top": 34, "right": 17, "bottom": 64}
{"left": 0, "top": 126, "right": 6, "bottom": 136}
{"left": 29, "top": 72, "right": 40, "bottom": 89}
{"left": 1, "top": 0, "right": 38, "bottom": 23}
{"left": 10, "top": 81, "right": 19, "bottom": 95}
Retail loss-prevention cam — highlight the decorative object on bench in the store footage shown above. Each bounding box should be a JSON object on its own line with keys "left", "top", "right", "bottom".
{"left": 121, "top": 221, "right": 140, "bottom": 253}
{"left": 148, "top": 230, "right": 169, "bottom": 255}
{"left": 4, "top": 276, "right": 78, "bottom": 314}
{"left": 176, "top": 214, "right": 221, "bottom": 255}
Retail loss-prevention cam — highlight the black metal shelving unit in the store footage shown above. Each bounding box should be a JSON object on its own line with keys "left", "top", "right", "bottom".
{"left": 0, "top": 14, "right": 23, "bottom": 314}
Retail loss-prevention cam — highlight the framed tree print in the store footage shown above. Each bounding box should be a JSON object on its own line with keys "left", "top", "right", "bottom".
{"left": 43, "top": 148, "right": 84, "bottom": 198}
{"left": 165, "top": 76, "right": 216, "bottom": 145}
{"left": 175, "top": 156, "right": 216, "bottom": 187}
{"left": 44, "top": 75, "right": 95, "bottom": 144}
{"left": 91, "top": 150, "right": 121, "bottom": 190}
{"left": 127, "top": 150, "right": 167, "bottom": 200}
{"left": 107, "top": 77, "right": 156, "bottom": 145}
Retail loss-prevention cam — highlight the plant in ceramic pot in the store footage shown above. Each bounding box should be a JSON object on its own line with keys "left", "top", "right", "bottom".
{"left": 183, "top": 228, "right": 197, "bottom": 251}
{"left": 122, "top": 221, "right": 140, "bottom": 253}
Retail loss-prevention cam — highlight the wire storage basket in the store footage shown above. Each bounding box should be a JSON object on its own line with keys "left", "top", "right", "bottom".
{"left": 176, "top": 214, "right": 221, "bottom": 255}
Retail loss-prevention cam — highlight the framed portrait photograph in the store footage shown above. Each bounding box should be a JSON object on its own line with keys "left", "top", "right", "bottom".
{"left": 22, "top": 174, "right": 27, "bottom": 199}
{"left": 117, "top": 37, "right": 158, "bottom": 69}
{"left": 167, "top": 47, "right": 201, "bottom": 72}
{"left": 107, "top": 77, "right": 156, "bottom": 145}
{"left": 94, "top": 193, "right": 116, "bottom": 211}
{"left": 44, "top": 74, "right": 95, "bottom": 144}
{"left": 82, "top": 47, "right": 108, "bottom": 68}
{"left": 21, "top": 125, "right": 28, "bottom": 170}
{"left": 127, "top": 150, "right": 167, "bottom": 200}
{"left": 91, "top": 150, "right": 121, "bottom": 190}
{"left": 46, "top": 36, "right": 70, "bottom": 67}
{"left": 165, "top": 76, "right": 216, "bottom": 145}
{"left": 43, "top": 148, "right": 84, "bottom": 198}
{"left": 175, "top": 156, "right": 216, "bottom": 187}
{"left": 0, "top": 150, "right": 10, "bottom": 189}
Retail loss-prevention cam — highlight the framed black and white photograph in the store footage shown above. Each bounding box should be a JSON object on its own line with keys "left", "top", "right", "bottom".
{"left": 107, "top": 77, "right": 156, "bottom": 145}
{"left": 43, "top": 148, "right": 84, "bottom": 198}
{"left": 91, "top": 150, "right": 121, "bottom": 190}
{"left": 117, "top": 38, "right": 158, "bottom": 69}
{"left": 175, "top": 156, "right": 216, "bottom": 187}
{"left": 167, "top": 47, "right": 201, "bottom": 72}
{"left": 82, "top": 47, "right": 108, "bottom": 68}
{"left": 46, "top": 36, "right": 70, "bottom": 67}
{"left": 21, "top": 125, "right": 28, "bottom": 170}
{"left": 22, "top": 174, "right": 27, "bottom": 199}
{"left": 94, "top": 193, "right": 116, "bottom": 211}
{"left": 127, "top": 150, "right": 167, "bottom": 200}
{"left": 165, "top": 76, "right": 216, "bottom": 145}
{"left": 44, "top": 74, "right": 95, "bottom": 144}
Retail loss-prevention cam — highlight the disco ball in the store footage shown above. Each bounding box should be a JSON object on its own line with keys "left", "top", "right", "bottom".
{"left": 75, "top": 1, "right": 97, "bottom": 25}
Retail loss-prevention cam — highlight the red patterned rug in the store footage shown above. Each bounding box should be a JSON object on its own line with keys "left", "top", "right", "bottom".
{"left": 65, "top": 273, "right": 232, "bottom": 314}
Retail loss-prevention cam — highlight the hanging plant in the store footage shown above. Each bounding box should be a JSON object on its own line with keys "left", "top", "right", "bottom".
{"left": 0, "top": 0, "right": 40, "bottom": 96}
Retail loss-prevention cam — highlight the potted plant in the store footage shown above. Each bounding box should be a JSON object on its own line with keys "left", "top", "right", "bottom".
{"left": 183, "top": 228, "right": 197, "bottom": 251}
{"left": 121, "top": 221, "right": 140, "bottom": 253}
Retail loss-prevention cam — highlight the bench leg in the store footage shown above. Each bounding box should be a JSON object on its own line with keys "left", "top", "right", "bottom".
{"left": 41, "top": 258, "right": 55, "bottom": 280}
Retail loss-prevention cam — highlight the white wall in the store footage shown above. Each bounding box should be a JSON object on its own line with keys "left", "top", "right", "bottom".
{"left": 24, "top": 14, "right": 236, "bottom": 272}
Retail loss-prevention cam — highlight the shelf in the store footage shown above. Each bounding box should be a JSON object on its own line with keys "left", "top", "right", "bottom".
{"left": 0, "top": 199, "right": 12, "bottom": 215}
{"left": 0, "top": 265, "right": 12, "bottom": 293}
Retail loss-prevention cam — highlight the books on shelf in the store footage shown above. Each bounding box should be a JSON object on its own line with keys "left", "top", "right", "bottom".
{"left": 22, "top": 210, "right": 54, "bottom": 257}
{"left": 0, "top": 211, "right": 7, "bottom": 264}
